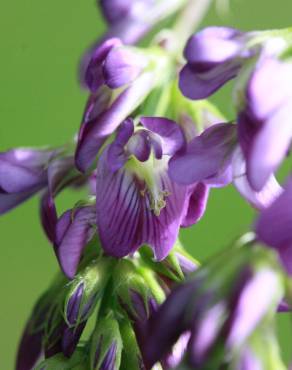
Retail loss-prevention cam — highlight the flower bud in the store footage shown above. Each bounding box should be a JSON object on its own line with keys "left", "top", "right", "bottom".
{"left": 64, "top": 257, "right": 115, "bottom": 327}
{"left": 89, "top": 313, "right": 123, "bottom": 369}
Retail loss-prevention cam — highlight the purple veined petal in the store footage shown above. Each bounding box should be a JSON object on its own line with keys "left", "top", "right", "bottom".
{"left": 0, "top": 186, "right": 43, "bottom": 216}
{"left": 84, "top": 38, "right": 122, "bottom": 92}
{"left": 107, "top": 118, "right": 135, "bottom": 172}
{"left": 226, "top": 268, "right": 281, "bottom": 349}
{"left": 75, "top": 71, "right": 155, "bottom": 172}
{"left": 232, "top": 147, "right": 283, "bottom": 210}
{"left": 247, "top": 103, "right": 292, "bottom": 191}
{"left": 184, "top": 27, "right": 243, "bottom": 66}
{"left": 181, "top": 183, "right": 209, "bottom": 227}
{"left": 103, "top": 46, "right": 147, "bottom": 89}
{"left": 255, "top": 178, "right": 292, "bottom": 275}
{"left": 179, "top": 62, "right": 239, "bottom": 100}
{"left": 247, "top": 58, "right": 292, "bottom": 121}
{"left": 169, "top": 123, "right": 236, "bottom": 185}
{"left": 56, "top": 205, "right": 96, "bottom": 279}
{"left": 140, "top": 117, "right": 185, "bottom": 155}
{"left": 96, "top": 148, "right": 188, "bottom": 260}
{"left": 188, "top": 302, "right": 225, "bottom": 366}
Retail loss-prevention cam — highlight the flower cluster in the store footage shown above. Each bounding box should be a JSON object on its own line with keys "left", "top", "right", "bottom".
{"left": 2, "top": 1, "right": 292, "bottom": 369}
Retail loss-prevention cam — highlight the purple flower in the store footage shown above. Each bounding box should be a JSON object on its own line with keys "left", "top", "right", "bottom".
{"left": 255, "top": 178, "right": 292, "bottom": 276}
{"left": 95, "top": 117, "right": 209, "bottom": 260}
{"left": 40, "top": 156, "right": 79, "bottom": 243}
{"left": 143, "top": 246, "right": 283, "bottom": 368}
{"left": 55, "top": 205, "right": 96, "bottom": 278}
{"left": 83, "top": 38, "right": 147, "bottom": 94}
{"left": 238, "top": 57, "right": 292, "bottom": 191}
{"left": 0, "top": 148, "right": 55, "bottom": 215}
{"left": 179, "top": 27, "right": 250, "bottom": 100}
{"left": 232, "top": 147, "right": 283, "bottom": 210}
{"left": 169, "top": 123, "right": 237, "bottom": 187}
{"left": 75, "top": 44, "right": 158, "bottom": 172}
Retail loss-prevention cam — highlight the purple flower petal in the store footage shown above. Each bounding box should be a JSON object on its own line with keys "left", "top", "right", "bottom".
{"left": 189, "top": 303, "right": 225, "bottom": 366}
{"left": 0, "top": 186, "right": 43, "bottom": 215}
{"left": 238, "top": 348, "right": 262, "bottom": 370}
{"left": 0, "top": 149, "right": 50, "bottom": 193}
{"left": 107, "top": 118, "right": 135, "bottom": 171}
{"left": 75, "top": 72, "right": 154, "bottom": 172}
{"left": 84, "top": 38, "right": 122, "bottom": 92}
{"left": 247, "top": 103, "right": 292, "bottom": 191}
{"left": 103, "top": 46, "right": 147, "bottom": 89}
{"left": 143, "top": 282, "right": 195, "bottom": 368}
{"left": 56, "top": 206, "right": 96, "bottom": 279}
{"left": 40, "top": 157, "right": 76, "bottom": 243}
{"left": 96, "top": 149, "right": 188, "bottom": 260}
{"left": 62, "top": 322, "right": 86, "bottom": 358}
{"left": 140, "top": 116, "right": 185, "bottom": 155}
{"left": 255, "top": 178, "right": 292, "bottom": 275}
{"left": 127, "top": 130, "right": 152, "bottom": 162}
{"left": 169, "top": 123, "right": 236, "bottom": 185}
{"left": 227, "top": 268, "right": 280, "bottom": 348}
{"left": 184, "top": 27, "right": 243, "bottom": 67}
{"left": 232, "top": 147, "right": 282, "bottom": 210}
{"left": 179, "top": 62, "right": 239, "bottom": 100}
{"left": 247, "top": 58, "right": 292, "bottom": 121}
{"left": 181, "top": 183, "right": 209, "bottom": 227}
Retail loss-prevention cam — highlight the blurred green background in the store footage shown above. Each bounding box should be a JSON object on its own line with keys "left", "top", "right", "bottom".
{"left": 1, "top": 0, "right": 292, "bottom": 368}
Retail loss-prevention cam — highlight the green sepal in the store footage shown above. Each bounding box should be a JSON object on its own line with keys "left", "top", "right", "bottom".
{"left": 89, "top": 312, "right": 123, "bottom": 370}
{"left": 113, "top": 260, "right": 153, "bottom": 318}
{"left": 139, "top": 246, "right": 184, "bottom": 282}
{"left": 119, "top": 319, "right": 143, "bottom": 369}
{"left": 34, "top": 348, "right": 87, "bottom": 370}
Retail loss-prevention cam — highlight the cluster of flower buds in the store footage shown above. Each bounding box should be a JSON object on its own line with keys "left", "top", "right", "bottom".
{"left": 3, "top": 0, "right": 292, "bottom": 369}
{"left": 16, "top": 239, "right": 198, "bottom": 369}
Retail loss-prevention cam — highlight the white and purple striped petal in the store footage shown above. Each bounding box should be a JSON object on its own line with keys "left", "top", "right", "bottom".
{"left": 96, "top": 148, "right": 188, "bottom": 260}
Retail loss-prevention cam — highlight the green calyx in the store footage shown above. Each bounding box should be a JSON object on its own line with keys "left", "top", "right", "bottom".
{"left": 89, "top": 312, "right": 123, "bottom": 370}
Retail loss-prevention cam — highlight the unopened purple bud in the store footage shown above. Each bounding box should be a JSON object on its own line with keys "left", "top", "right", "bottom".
{"left": 90, "top": 314, "right": 122, "bottom": 369}
{"left": 103, "top": 46, "right": 148, "bottom": 89}
{"left": 85, "top": 38, "right": 122, "bottom": 92}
